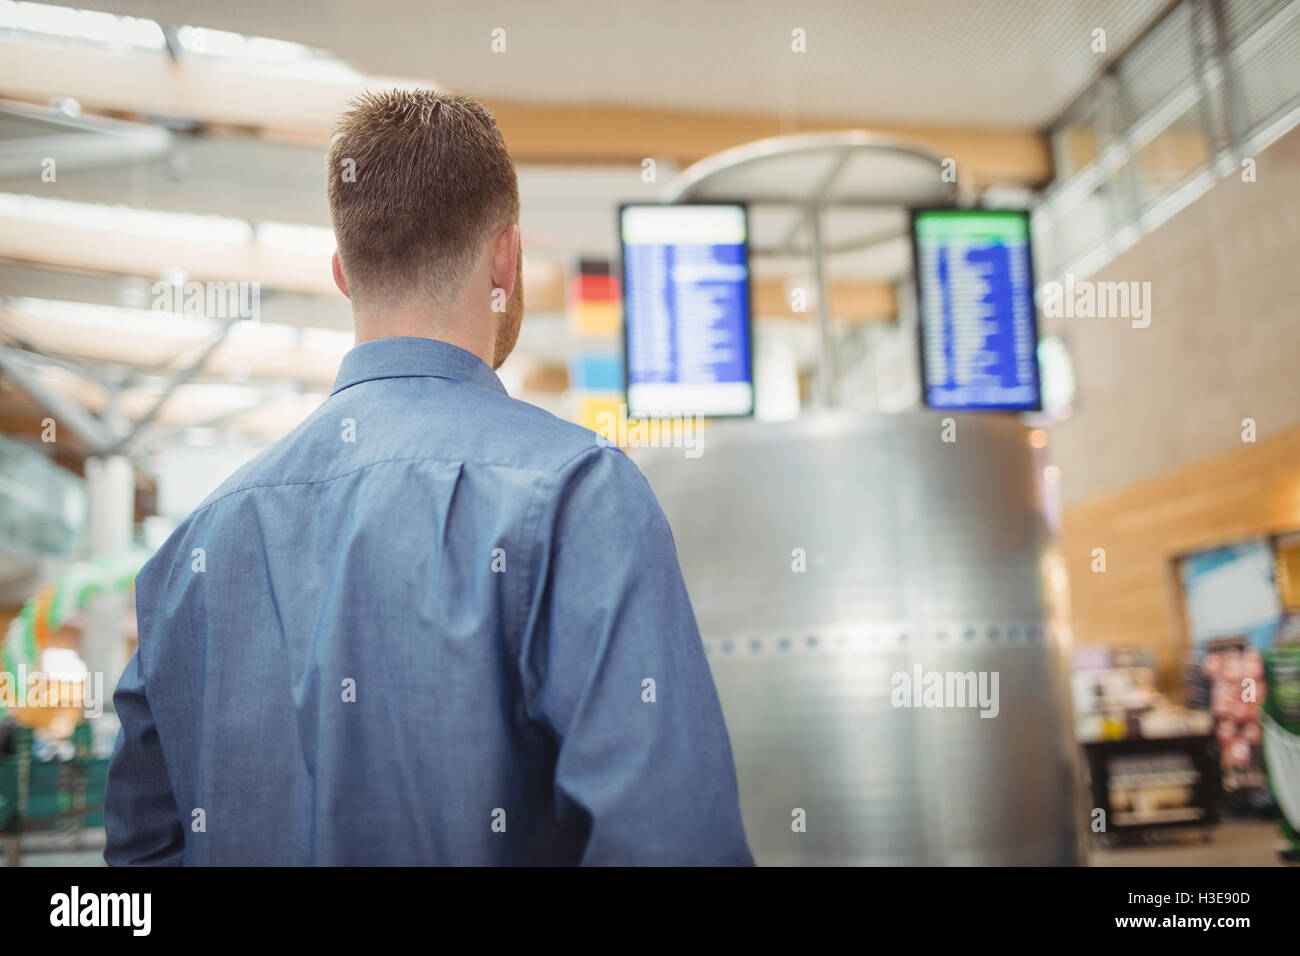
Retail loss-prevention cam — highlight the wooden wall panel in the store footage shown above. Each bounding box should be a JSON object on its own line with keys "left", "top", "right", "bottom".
{"left": 1060, "top": 423, "right": 1300, "bottom": 693}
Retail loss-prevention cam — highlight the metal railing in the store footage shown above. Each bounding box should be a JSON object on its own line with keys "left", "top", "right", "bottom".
{"left": 1034, "top": 0, "right": 1300, "bottom": 282}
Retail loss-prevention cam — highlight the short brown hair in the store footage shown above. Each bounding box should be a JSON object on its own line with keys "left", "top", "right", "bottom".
{"left": 327, "top": 89, "right": 519, "bottom": 308}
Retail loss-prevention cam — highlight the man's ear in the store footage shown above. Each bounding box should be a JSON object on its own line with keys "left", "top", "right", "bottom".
{"left": 332, "top": 251, "right": 351, "bottom": 299}
{"left": 490, "top": 225, "right": 520, "bottom": 299}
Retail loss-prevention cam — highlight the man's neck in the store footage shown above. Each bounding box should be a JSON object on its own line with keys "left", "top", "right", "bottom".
{"left": 353, "top": 311, "right": 492, "bottom": 367}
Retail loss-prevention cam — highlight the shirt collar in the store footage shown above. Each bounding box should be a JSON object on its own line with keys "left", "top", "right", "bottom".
{"left": 330, "top": 336, "right": 508, "bottom": 397}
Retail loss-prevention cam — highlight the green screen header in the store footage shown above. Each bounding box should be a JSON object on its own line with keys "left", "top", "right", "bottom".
{"left": 915, "top": 210, "right": 1029, "bottom": 243}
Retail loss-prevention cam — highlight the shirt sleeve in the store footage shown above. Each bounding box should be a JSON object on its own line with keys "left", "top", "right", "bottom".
{"left": 104, "top": 605, "right": 185, "bottom": 866}
{"left": 522, "top": 445, "right": 754, "bottom": 865}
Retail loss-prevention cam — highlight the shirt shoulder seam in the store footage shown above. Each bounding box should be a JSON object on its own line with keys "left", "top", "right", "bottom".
{"left": 191, "top": 453, "right": 574, "bottom": 516}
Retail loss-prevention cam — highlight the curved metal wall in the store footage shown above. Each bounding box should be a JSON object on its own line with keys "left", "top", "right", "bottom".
{"left": 632, "top": 411, "right": 1079, "bottom": 865}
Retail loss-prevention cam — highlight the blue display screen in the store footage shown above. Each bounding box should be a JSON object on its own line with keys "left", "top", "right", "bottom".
{"left": 621, "top": 204, "right": 754, "bottom": 418}
{"left": 914, "top": 209, "right": 1041, "bottom": 412}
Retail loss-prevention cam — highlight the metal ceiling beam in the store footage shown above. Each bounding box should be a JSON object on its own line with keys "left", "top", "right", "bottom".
{"left": 0, "top": 346, "right": 115, "bottom": 453}
{"left": 161, "top": 26, "right": 186, "bottom": 62}
{"left": 0, "top": 103, "right": 171, "bottom": 180}
{"left": 112, "top": 316, "right": 240, "bottom": 454}
{"left": 0, "top": 312, "right": 240, "bottom": 459}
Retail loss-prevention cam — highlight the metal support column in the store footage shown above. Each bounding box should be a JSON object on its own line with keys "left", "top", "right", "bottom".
{"left": 808, "top": 206, "right": 836, "bottom": 409}
{"left": 83, "top": 454, "right": 134, "bottom": 699}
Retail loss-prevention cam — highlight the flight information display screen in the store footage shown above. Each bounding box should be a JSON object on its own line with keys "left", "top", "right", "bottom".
{"left": 913, "top": 208, "right": 1041, "bottom": 412}
{"left": 620, "top": 204, "right": 754, "bottom": 418}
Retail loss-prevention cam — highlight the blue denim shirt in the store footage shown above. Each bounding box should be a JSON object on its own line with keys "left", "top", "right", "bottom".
{"left": 105, "top": 336, "right": 752, "bottom": 866}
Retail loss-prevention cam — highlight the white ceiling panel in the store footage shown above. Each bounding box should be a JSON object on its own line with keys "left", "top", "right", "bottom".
{"left": 40, "top": 0, "right": 1170, "bottom": 127}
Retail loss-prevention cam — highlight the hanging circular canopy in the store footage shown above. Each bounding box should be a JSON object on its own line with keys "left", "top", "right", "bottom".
{"left": 662, "top": 130, "right": 958, "bottom": 259}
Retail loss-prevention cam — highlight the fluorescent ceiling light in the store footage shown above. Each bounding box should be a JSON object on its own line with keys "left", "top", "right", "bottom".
{"left": 0, "top": 193, "right": 342, "bottom": 254}
{"left": 0, "top": 0, "right": 165, "bottom": 50}
{"left": 0, "top": 2, "right": 357, "bottom": 80}
{"left": 256, "top": 222, "right": 337, "bottom": 256}
{"left": 174, "top": 23, "right": 359, "bottom": 80}
{"left": 299, "top": 328, "right": 354, "bottom": 353}
{"left": 0, "top": 192, "right": 254, "bottom": 243}
{"left": 227, "top": 320, "right": 299, "bottom": 349}
{"left": 8, "top": 297, "right": 353, "bottom": 357}
{"left": 167, "top": 383, "right": 264, "bottom": 408}
{"left": 6, "top": 296, "right": 216, "bottom": 336}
